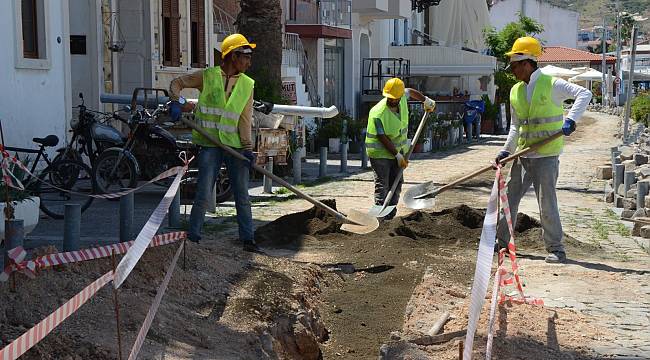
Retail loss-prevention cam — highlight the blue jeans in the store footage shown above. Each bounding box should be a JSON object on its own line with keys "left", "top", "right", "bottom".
{"left": 189, "top": 146, "right": 254, "bottom": 244}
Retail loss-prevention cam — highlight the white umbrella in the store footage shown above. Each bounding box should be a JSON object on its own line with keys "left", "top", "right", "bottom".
{"left": 570, "top": 68, "right": 607, "bottom": 82}
{"left": 541, "top": 65, "right": 579, "bottom": 78}
{"left": 570, "top": 67, "right": 592, "bottom": 75}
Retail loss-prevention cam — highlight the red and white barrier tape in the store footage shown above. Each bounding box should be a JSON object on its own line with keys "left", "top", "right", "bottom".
{"left": 0, "top": 232, "right": 186, "bottom": 282}
{"left": 128, "top": 242, "right": 184, "bottom": 360}
{"left": 0, "top": 271, "right": 114, "bottom": 360}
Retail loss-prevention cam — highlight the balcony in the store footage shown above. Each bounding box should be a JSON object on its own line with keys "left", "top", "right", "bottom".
{"left": 352, "top": 0, "right": 410, "bottom": 19}
{"left": 388, "top": 45, "right": 496, "bottom": 76}
{"left": 285, "top": 0, "right": 352, "bottom": 39}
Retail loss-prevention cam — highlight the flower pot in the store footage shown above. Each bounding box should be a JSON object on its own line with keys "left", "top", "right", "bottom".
{"left": 328, "top": 138, "right": 340, "bottom": 154}
{"left": 1, "top": 197, "right": 40, "bottom": 239}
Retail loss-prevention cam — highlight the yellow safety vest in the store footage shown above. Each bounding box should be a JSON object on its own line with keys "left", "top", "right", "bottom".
{"left": 365, "top": 97, "right": 409, "bottom": 159}
{"left": 193, "top": 66, "right": 254, "bottom": 148}
{"left": 510, "top": 74, "right": 564, "bottom": 156}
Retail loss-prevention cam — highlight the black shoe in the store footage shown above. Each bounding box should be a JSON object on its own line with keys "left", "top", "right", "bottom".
{"left": 545, "top": 252, "right": 567, "bottom": 264}
{"left": 188, "top": 235, "right": 200, "bottom": 244}
{"left": 243, "top": 243, "right": 265, "bottom": 254}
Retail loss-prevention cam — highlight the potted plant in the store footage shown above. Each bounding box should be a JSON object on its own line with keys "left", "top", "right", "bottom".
{"left": 346, "top": 116, "right": 365, "bottom": 154}
{"left": 1, "top": 157, "right": 40, "bottom": 239}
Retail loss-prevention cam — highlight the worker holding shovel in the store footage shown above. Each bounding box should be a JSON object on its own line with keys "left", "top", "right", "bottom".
{"left": 494, "top": 37, "right": 592, "bottom": 263}
{"left": 366, "top": 78, "right": 435, "bottom": 220}
{"left": 168, "top": 33, "right": 263, "bottom": 253}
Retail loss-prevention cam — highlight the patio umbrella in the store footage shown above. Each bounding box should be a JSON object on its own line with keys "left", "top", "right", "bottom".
{"left": 541, "top": 65, "right": 579, "bottom": 78}
{"left": 569, "top": 68, "right": 608, "bottom": 82}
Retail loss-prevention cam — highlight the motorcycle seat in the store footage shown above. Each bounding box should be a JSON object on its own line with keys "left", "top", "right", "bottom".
{"left": 32, "top": 135, "right": 59, "bottom": 147}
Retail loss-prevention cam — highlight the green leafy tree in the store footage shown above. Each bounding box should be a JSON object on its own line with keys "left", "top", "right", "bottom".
{"left": 483, "top": 14, "right": 545, "bottom": 63}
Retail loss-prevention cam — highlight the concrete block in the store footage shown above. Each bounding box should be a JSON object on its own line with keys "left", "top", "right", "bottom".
{"left": 596, "top": 165, "right": 613, "bottom": 180}
{"left": 617, "top": 184, "right": 627, "bottom": 197}
{"left": 604, "top": 190, "right": 615, "bottom": 203}
{"left": 633, "top": 222, "right": 642, "bottom": 236}
{"left": 635, "top": 153, "right": 649, "bottom": 165}
{"left": 635, "top": 164, "right": 650, "bottom": 178}
{"left": 645, "top": 195, "right": 650, "bottom": 208}
{"left": 619, "top": 147, "right": 634, "bottom": 160}
{"left": 622, "top": 160, "right": 636, "bottom": 171}
{"left": 615, "top": 195, "right": 625, "bottom": 208}
{"left": 623, "top": 198, "right": 637, "bottom": 210}
{"left": 627, "top": 188, "right": 637, "bottom": 198}
{"left": 640, "top": 225, "right": 650, "bottom": 239}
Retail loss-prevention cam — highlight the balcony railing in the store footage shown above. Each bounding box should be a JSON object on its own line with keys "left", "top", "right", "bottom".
{"left": 282, "top": 32, "right": 321, "bottom": 106}
{"left": 213, "top": 4, "right": 236, "bottom": 41}
{"left": 287, "top": 0, "right": 351, "bottom": 28}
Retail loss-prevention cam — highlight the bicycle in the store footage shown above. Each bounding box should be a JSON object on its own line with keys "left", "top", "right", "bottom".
{"left": 3, "top": 135, "right": 97, "bottom": 219}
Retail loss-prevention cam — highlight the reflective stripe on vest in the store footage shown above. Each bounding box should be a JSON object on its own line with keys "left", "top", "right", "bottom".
{"left": 510, "top": 74, "right": 564, "bottom": 156}
{"left": 193, "top": 66, "right": 254, "bottom": 148}
{"left": 365, "top": 97, "right": 409, "bottom": 159}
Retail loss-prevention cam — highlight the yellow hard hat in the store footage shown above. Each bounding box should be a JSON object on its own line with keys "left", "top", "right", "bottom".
{"left": 221, "top": 33, "right": 256, "bottom": 59}
{"left": 383, "top": 78, "right": 405, "bottom": 99}
{"left": 505, "top": 36, "right": 542, "bottom": 58}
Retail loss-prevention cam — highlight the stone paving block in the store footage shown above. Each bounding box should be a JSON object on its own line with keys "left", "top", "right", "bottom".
{"left": 634, "top": 153, "right": 649, "bottom": 166}
{"left": 615, "top": 195, "right": 625, "bottom": 208}
{"left": 645, "top": 195, "right": 650, "bottom": 209}
{"left": 596, "top": 165, "right": 613, "bottom": 180}
{"left": 623, "top": 198, "right": 637, "bottom": 210}
{"left": 633, "top": 222, "right": 642, "bottom": 236}
{"left": 640, "top": 225, "right": 650, "bottom": 238}
{"left": 626, "top": 188, "right": 637, "bottom": 198}
{"left": 622, "top": 159, "right": 636, "bottom": 171}
{"left": 618, "top": 184, "right": 627, "bottom": 197}
{"left": 636, "top": 164, "right": 650, "bottom": 178}
{"left": 621, "top": 209, "right": 635, "bottom": 219}
{"left": 605, "top": 190, "right": 614, "bottom": 203}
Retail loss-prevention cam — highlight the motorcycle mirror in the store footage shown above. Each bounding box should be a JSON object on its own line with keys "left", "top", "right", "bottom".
{"left": 78, "top": 93, "right": 83, "bottom": 99}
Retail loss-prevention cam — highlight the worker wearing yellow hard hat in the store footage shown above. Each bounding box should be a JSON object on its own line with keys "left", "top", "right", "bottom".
{"left": 494, "top": 36, "right": 592, "bottom": 263}
{"left": 365, "top": 77, "right": 436, "bottom": 220}
{"left": 169, "top": 33, "right": 263, "bottom": 253}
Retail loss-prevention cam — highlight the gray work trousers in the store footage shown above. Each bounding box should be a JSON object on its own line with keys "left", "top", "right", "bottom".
{"left": 370, "top": 158, "right": 403, "bottom": 211}
{"left": 496, "top": 156, "right": 565, "bottom": 254}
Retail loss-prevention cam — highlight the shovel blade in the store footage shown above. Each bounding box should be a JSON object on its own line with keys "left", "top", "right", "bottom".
{"left": 368, "top": 204, "right": 396, "bottom": 218}
{"left": 340, "top": 209, "right": 380, "bottom": 234}
{"left": 403, "top": 182, "right": 437, "bottom": 210}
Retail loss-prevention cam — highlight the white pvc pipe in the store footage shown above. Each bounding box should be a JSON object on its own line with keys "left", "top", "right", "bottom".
{"left": 270, "top": 104, "right": 339, "bottom": 119}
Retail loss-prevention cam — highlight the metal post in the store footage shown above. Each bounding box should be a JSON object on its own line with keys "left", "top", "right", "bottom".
{"left": 169, "top": 189, "right": 181, "bottom": 228}
{"left": 601, "top": 17, "right": 608, "bottom": 107}
{"left": 319, "top": 147, "right": 327, "bottom": 178}
{"left": 207, "top": 183, "right": 216, "bottom": 213}
{"left": 615, "top": 0, "right": 622, "bottom": 106}
{"left": 293, "top": 148, "right": 302, "bottom": 184}
{"left": 636, "top": 181, "right": 648, "bottom": 210}
{"left": 263, "top": 157, "right": 274, "bottom": 193}
{"left": 612, "top": 150, "right": 621, "bottom": 165}
{"left": 466, "top": 123, "right": 473, "bottom": 143}
{"left": 63, "top": 204, "right": 81, "bottom": 251}
{"left": 361, "top": 141, "right": 368, "bottom": 169}
{"left": 614, "top": 163, "right": 625, "bottom": 196}
{"left": 119, "top": 190, "right": 133, "bottom": 242}
{"left": 624, "top": 171, "right": 636, "bottom": 198}
{"left": 475, "top": 115, "right": 481, "bottom": 140}
{"left": 4, "top": 219, "right": 24, "bottom": 266}
{"left": 623, "top": 26, "right": 638, "bottom": 143}
{"left": 340, "top": 142, "right": 348, "bottom": 173}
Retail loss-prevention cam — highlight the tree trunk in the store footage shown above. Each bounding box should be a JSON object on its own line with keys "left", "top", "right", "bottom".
{"left": 236, "top": 0, "right": 283, "bottom": 103}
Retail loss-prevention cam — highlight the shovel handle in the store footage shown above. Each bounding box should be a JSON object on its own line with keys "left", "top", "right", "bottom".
{"left": 379, "top": 111, "right": 430, "bottom": 210}
{"left": 182, "top": 119, "right": 359, "bottom": 225}
{"left": 432, "top": 131, "right": 564, "bottom": 196}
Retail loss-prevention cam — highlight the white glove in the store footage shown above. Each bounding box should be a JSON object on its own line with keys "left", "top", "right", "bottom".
{"left": 395, "top": 153, "right": 409, "bottom": 169}
{"left": 423, "top": 97, "right": 436, "bottom": 112}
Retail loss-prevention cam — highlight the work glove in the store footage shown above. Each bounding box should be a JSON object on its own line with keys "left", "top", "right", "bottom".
{"left": 423, "top": 97, "right": 436, "bottom": 113}
{"left": 395, "top": 153, "right": 409, "bottom": 169}
{"left": 493, "top": 150, "right": 510, "bottom": 169}
{"left": 242, "top": 150, "right": 256, "bottom": 169}
{"left": 168, "top": 101, "right": 183, "bottom": 122}
{"left": 562, "top": 119, "right": 576, "bottom": 136}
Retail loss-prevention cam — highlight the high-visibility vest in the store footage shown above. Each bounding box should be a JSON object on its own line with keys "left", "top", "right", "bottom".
{"left": 510, "top": 73, "right": 564, "bottom": 156}
{"left": 193, "top": 66, "right": 254, "bottom": 148}
{"left": 365, "top": 97, "right": 409, "bottom": 159}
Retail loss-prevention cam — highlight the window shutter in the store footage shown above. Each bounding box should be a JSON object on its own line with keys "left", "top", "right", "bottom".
{"left": 170, "top": 0, "right": 181, "bottom": 67}
{"left": 190, "top": 0, "right": 206, "bottom": 68}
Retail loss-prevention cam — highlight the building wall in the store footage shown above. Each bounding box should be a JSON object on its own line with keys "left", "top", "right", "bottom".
{"left": 0, "top": 0, "right": 70, "bottom": 151}
{"left": 490, "top": 0, "right": 579, "bottom": 48}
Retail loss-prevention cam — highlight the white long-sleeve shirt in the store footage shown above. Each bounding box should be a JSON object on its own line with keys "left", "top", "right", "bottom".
{"left": 502, "top": 69, "right": 592, "bottom": 157}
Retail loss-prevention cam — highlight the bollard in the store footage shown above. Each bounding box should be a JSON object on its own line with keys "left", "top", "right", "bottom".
{"left": 637, "top": 181, "right": 649, "bottom": 210}
{"left": 263, "top": 157, "right": 274, "bottom": 193}
{"left": 623, "top": 171, "right": 636, "bottom": 198}
{"left": 119, "top": 189, "right": 134, "bottom": 242}
{"left": 63, "top": 204, "right": 81, "bottom": 251}
{"left": 475, "top": 116, "right": 481, "bottom": 140}
{"left": 293, "top": 149, "right": 302, "bottom": 184}
{"left": 207, "top": 183, "right": 216, "bottom": 213}
{"left": 319, "top": 147, "right": 328, "bottom": 178}
{"left": 611, "top": 151, "right": 621, "bottom": 165}
{"left": 340, "top": 142, "right": 348, "bottom": 173}
{"left": 361, "top": 142, "right": 368, "bottom": 169}
{"left": 4, "top": 219, "right": 24, "bottom": 266}
{"left": 169, "top": 189, "right": 181, "bottom": 228}
{"left": 613, "top": 164, "right": 625, "bottom": 197}
{"left": 466, "top": 123, "right": 473, "bottom": 143}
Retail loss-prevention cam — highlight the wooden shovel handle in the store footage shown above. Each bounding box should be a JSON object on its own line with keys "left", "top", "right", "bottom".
{"left": 434, "top": 132, "right": 564, "bottom": 195}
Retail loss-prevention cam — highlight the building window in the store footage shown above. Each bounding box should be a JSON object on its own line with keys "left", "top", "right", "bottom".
{"left": 190, "top": 0, "right": 206, "bottom": 68}
{"left": 13, "top": 0, "right": 49, "bottom": 69}
{"left": 162, "top": 0, "right": 180, "bottom": 67}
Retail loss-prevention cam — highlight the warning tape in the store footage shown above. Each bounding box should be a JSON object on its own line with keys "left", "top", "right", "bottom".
{"left": 128, "top": 242, "right": 184, "bottom": 360}
{"left": 0, "top": 271, "right": 114, "bottom": 360}
{"left": 0, "top": 231, "right": 186, "bottom": 282}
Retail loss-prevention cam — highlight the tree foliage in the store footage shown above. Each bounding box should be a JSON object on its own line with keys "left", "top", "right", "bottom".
{"left": 483, "top": 14, "right": 545, "bottom": 63}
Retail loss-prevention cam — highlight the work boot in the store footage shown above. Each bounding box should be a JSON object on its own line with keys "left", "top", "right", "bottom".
{"left": 243, "top": 242, "right": 265, "bottom": 254}
{"left": 383, "top": 208, "right": 398, "bottom": 221}
{"left": 545, "top": 252, "right": 567, "bottom": 264}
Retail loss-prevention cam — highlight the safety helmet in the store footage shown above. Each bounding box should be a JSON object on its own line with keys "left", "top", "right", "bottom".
{"left": 221, "top": 33, "right": 256, "bottom": 59}
{"left": 383, "top": 78, "right": 405, "bottom": 99}
{"left": 505, "top": 36, "right": 542, "bottom": 59}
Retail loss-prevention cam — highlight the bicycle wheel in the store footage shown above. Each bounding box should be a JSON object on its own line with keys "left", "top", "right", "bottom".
{"left": 93, "top": 149, "right": 138, "bottom": 194}
{"left": 37, "top": 160, "right": 96, "bottom": 219}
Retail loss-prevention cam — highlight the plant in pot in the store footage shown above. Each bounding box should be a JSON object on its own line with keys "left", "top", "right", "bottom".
{"left": 346, "top": 116, "right": 365, "bottom": 154}
{"left": 316, "top": 116, "right": 343, "bottom": 154}
{"left": 1, "top": 157, "right": 40, "bottom": 239}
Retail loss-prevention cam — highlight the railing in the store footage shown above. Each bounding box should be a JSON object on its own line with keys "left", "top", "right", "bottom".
{"left": 287, "top": 0, "right": 351, "bottom": 28}
{"left": 213, "top": 3, "right": 236, "bottom": 41}
{"left": 283, "top": 32, "right": 321, "bottom": 107}
{"left": 361, "top": 58, "right": 411, "bottom": 96}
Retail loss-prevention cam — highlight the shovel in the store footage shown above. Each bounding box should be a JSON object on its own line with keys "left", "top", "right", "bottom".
{"left": 182, "top": 118, "right": 379, "bottom": 235}
{"left": 368, "top": 111, "right": 431, "bottom": 218}
{"left": 403, "top": 132, "right": 564, "bottom": 210}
